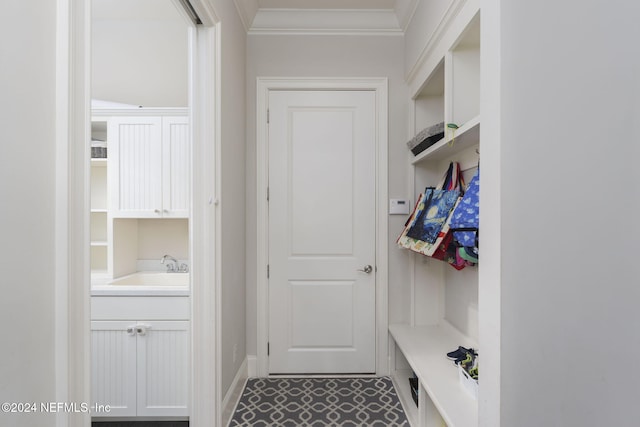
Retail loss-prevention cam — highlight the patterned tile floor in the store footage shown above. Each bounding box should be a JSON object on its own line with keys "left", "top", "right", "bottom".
{"left": 229, "top": 377, "right": 409, "bottom": 426}
{"left": 92, "top": 422, "right": 188, "bottom": 427}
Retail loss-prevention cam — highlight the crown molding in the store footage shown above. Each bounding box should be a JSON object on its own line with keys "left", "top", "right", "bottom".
{"left": 233, "top": 0, "right": 259, "bottom": 31}
{"left": 394, "top": 0, "right": 420, "bottom": 32}
{"left": 248, "top": 8, "right": 402, "bottom": 35}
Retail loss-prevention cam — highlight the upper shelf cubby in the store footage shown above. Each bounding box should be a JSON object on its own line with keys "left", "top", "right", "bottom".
{"left": 414, "top": 59, "right": 445, "bottom": 132}
{"left": 447, "top": 13, "right": 480, "bottom": 128}
{"left": 409, "top": 11, "right": 480, "bottom": 166}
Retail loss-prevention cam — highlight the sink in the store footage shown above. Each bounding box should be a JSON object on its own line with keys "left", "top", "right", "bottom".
{"left": 108, "top": 272, "right": 189, "bottom": 287}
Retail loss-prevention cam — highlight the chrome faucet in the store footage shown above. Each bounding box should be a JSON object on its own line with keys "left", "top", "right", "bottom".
{"left": 161, "top": 254, "right": 179, "bottom": 272}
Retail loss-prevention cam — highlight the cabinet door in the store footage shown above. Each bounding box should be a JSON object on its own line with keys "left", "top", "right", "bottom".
{"left": 162, "top": 117, "right": 190, "bottom": 218}
{"left": 109, "top": 117, "right": 163, "bottom": 217}
{"left": 91, "top": 321, "right": 137, "bottom": 417}
{"left": 136, "top": 320, "right": 189, "bottom": 417}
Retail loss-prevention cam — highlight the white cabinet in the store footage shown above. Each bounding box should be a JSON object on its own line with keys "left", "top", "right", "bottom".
{"left": 91, "top": 321, "right": 138, "bottom": 417}
{"left": 109, "top": 115, "right": 189, "bottom": 218}
{"left": 136, "top": 320, "right": 189, "bottom": 417}
{"left": 391, "top": 5, "right": 481, "bottom": 427}
{"left": 91, "top": 296, "right": 190, "bottom": 419}
{"left": 90, "top": 110, "right": 190, "bottom": 284}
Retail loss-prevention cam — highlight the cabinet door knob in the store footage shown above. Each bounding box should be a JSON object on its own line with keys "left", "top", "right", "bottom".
{"left": 154, "top": 209, "right": 161, "bottom": 214}
{"left": 126, "top": 326, "right": 136, "bottom": 336}
{"left": 135, "top": 323, "right": 151, "bottom": 336}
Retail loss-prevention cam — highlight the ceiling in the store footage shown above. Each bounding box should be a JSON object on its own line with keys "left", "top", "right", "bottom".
{"left": 256, "top": 0, "right": 396, "bottom": 9}
{"left": 92, "top": 0, "right": 419, "bottom": 34}
{"left": 234, "top": 0, "right": 418, "bottom": 34}
{"left": 93, "top": 0, "right": 187, "bottom": 22}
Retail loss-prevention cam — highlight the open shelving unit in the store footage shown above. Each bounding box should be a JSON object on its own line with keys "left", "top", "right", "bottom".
{"left": 90, "top": 121, "right": 109, "bottom": 279}
{"left": 390, "top": 323, "right": 478, "bottom": 427}
{"left": 391, "top": 7, "right": 481, "bottom": 427}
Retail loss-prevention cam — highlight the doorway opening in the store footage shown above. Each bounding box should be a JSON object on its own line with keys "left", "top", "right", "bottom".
{"left": 56, "top": 0, "right": 220, "bottom": 426}
{"left": 89, "top": 1, "right": 193, "bottom": 421}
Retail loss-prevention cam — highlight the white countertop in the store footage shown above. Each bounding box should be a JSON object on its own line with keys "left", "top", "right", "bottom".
{"left": 91, "top": 286, "right": 189, "bottom": 296}
{"left": 91, "top": 271, "right": 190, "bottom": 296}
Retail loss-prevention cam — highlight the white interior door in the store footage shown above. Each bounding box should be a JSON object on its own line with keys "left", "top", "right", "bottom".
{"left": 268, "top": 90, "right": 377, "bottom": 374}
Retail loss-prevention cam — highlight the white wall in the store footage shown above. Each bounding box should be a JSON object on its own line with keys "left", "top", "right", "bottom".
{"left": 92, "top": 0, "right": 189, "bottom": 107}
{"left": 245, "top": 34, "right": 410, "bottom": 357}
{"left": 404, "top": 0, "right": 454, "bottom": 76}
{"left": 0, "top": 1, "right": 57, "bottom": 426}
{"left": 497, "top": 1, "right": 640, "bottom": 425}
{"left": 137, "top": 219, "right": 189, "bottom": 260}
{"left": 213, "top": 0, "right": 248, "bottom": 398}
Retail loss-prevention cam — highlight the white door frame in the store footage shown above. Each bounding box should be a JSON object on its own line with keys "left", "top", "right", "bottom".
{"left": 55, "top": 1, "right": 221, "bottom": 426}
{"left": 256, "top": 77, "right": 389, "bottom": 377}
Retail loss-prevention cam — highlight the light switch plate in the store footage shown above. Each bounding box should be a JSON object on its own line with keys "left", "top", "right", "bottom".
{"left": 389, "top": 199, "right": 410, "bottom": 215}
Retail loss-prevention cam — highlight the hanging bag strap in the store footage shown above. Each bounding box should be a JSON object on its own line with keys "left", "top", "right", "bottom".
{"left": 436, "top": 161, "right": 465, "bottom": 192}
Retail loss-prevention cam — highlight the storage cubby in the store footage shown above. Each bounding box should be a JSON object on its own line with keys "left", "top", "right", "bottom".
{"left": 391, "top": 8, "right": 481, "bottom": 427}
{"left": 90, "top": 211, "right": 108, "bottom": 243}
{"left": 91, "top": 245, "right": 108, "bottom": 273}
{"left": 111, "top": 218, "right": 189, "bottom": 279}
{"left": 447, "top": 13, "right": 480, "bottom": 128}
{"left": 414, "top": 60, "right": 445, "bottom": 132}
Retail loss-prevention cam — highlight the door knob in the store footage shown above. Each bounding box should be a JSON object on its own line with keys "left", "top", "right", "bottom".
{"left": 357, "top": 265, "right": 373, "bottom": 274}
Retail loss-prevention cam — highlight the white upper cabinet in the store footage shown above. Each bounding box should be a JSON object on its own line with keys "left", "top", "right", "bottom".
{"left": 161, "top": 116, "right": 190, "bottom": 218}
{"left": 109, "top": 114, "right": 189, "bottom": 218}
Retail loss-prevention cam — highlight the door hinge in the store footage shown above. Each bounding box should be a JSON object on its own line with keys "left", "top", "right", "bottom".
{"left": 267, "top": 186, "right": 269, "bottom": 202}
{"left": 267, "top": 264, "right": 270, "bottom": 278}
{"left": 267, "top": 109, "right": 270, "bottom": 124}
{"left": 267, "top": 342, "right": 270, "bottom": 356}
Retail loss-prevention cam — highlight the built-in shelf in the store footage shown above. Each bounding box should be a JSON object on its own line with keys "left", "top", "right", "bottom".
{"left": 391, "top": 368, "right": 418, "bottom": 426}
{"left": 389, "top": 322, "right": 478, "bottom": 427}
{"left": 411, "top": 115, "right": 479, "bottom": 165}
{"left": 91, "top": 241, "right": 108, "bottom": 247}
{"left": 91, "top": 158, "right": 107, "bottom": 166}
{"left": 91, "top": 209, "right": 108, "bottom": 213}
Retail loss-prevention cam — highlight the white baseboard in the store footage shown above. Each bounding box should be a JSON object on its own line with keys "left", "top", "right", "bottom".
{"left": 247, "top": 355, "right": 257, "bottom": 377}
{"left": 221, "top": 357, "right": 249, "bottom": 427}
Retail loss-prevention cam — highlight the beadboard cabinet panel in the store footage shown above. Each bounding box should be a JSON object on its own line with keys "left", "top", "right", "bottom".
{"left": 91, "top": 319, "right": 189, "bottom": 418}
{"left": 91, "top": 321, "right": 138, "bottom": 417}
{"left": 137, "top": 321, "right": 190, "bottom": 417}
{"left": 109, "top": 115, "right": 189, "bottom": 218}
{"left": 162, "top": 117, "right": 190, "bottom": 218}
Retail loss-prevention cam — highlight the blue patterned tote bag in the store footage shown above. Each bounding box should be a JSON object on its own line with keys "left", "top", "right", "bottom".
{"left": 450, "top": 167, "right": 479, "bottom": 250}
{"left": 405, "top": 162, "right": 464, "bottom": 243}
{"left": 405, "top": 187, "right": 461, "bottom": 243}
{"left": 397, "top": 162, "right": 465, "bottom": 257}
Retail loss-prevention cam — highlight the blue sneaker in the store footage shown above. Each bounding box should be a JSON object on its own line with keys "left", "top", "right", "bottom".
{"left": 446, "top": 346, "right": 477, "bottom": 364}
